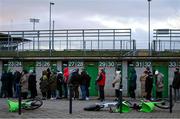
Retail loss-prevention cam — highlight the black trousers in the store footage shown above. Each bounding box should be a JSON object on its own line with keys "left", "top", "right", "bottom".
{"left": 129, "top": 87, "right": 135, "bottom": 98}
{"left": 63, "top": 83, "right": 68, "bottom": 98}
{"left": 146, "top": 89, "right": 152, "bottom": 100}
{"left": 99, "top": 85, "right": 105, "bottom": 101}
{"left": 72, "top": 85, "right": 79, "bottom": 99}
{"left": 21, "top": 92, "right": 28, "bottom": 99}
{"left": 42, "top": 92, "right": 47, "bottom": 98}
{"left": 115, "top": 89, "right": 119, "bottom": 99}
{"left": 156, "top": 91, "right": 162, "bottom": 99}
{"left": 57, "top": 85, "right": 63, "bottom": 98}
{"left": 85, "top": 86, "right": 89, "bottom": 97}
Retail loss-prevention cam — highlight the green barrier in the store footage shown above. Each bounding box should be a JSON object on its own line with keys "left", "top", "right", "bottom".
{"left": 140, "top": 102, "right": 155, "bottom": 113}
{"left": 7, "top": 100, "right": 19, "bottom": 112}
{"left": 114, "top": 101, "right": 131, "bottom": 113}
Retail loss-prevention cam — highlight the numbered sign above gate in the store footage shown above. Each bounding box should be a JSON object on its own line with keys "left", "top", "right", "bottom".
{"left": 8, "top": 61, "right": 22, "bottom": 67}
{"left": 36, "top": 61, "right": 50, "bottom": 67}
{"left": 133, "top": 61, "right": 151, "bottom": 68}
{"left": 99, "top": 61, "right": 115, "bottom": 67}
{"left": 68, "top": 61, "right": 84, "bottom": 67}
{"left": 169, "top": 61, "right": 180, "bottom": 68}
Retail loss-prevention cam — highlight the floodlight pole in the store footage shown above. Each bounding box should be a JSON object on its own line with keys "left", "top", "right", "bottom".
{"left": 49, "top": 2, "right": 54, "bottom": 56}
{"left": 148, "top": 0, "right": 151, "bottom": 55}
{"left": 30, "top": 18, "right": 39, "bottom": 50}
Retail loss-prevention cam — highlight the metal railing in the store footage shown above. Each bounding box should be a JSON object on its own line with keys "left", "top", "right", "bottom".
{"left": 153, "top": 29, "right": 180, "bottom": 51}
{"left": 0, "top": 29, "right": 134, "bottom": 52}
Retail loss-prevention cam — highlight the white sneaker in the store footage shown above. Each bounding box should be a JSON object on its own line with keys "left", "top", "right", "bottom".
{"left": 86, "top": 97, "right": 89, "bottom": 100}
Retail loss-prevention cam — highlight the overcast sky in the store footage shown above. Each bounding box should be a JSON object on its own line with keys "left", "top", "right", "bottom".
{"left": 0, "top": 0, "right": 180, "bottom": 49}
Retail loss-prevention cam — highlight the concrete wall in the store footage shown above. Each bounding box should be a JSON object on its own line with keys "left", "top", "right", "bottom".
{"left": 0, "top": 60, "right": 179, "bottom": 98}
{"left": 57, "top": 61, "right": 62, "bottom": 72}
{"left": 122, "top": 61, "right": 128, "bottom": 96}
{"left": 104, "top": 66, "right": 116, "bottom": 96}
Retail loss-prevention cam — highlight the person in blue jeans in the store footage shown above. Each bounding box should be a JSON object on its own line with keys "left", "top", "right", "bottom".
{"left": 80, "top": 69, "right": 90, "bottom": 100}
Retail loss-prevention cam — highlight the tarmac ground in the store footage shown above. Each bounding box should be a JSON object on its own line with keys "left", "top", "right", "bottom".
{"left": 0, "top": 97, "right": 180, "bottom": 118}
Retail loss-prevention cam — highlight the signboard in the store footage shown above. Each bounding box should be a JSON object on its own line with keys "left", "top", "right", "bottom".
{"left": 36, "top": 61, "right": 50, "bottom": 67}
{"left": 169, "top": 61, "right": 180, "bottom": 68}
{"left": 128, "top": 61, "right": 151, "bottom": 67}
{"left": 99, "top": 61, "right": 115, "bottom": 67}
{"left": 134, "top": 61, "right": 151, "bottom": 68}
{"left": 8, "top": 61, "right": 22, "bottom": 67}
{"left": 68, "top": 61, "right": 83, "bottom": 67}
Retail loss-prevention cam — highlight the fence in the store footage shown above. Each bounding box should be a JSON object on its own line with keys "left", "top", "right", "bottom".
{"left": 0, "top": 29, "right": 135, "bottom": 52}
{"left": 153, "top": 29, "right": 180, "bottom": 51}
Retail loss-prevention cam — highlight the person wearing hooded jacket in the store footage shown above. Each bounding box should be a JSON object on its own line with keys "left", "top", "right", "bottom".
{"left": 56, "top": 71, "right": 63, "bottom": 99}
{"left": 112, "top": 70, "right": 121, "bottom": 101}
{"left": 68, "top": 68, "right": 81, "bottom": 100}
{"left": 63, "top": 67, "right": 69, "bottom": 99}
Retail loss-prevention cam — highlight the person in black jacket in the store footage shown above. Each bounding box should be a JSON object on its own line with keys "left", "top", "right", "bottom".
{"left": 56, "top": 71, "right": 63, "bottom": 99}
{"left": 172, "top": 68, "right": 180, "bottom": 101}
{"left": 7, "top": 69, "right": 13, "bottom": 98}
{"left": 129, "top": 68, "right": 137, "bottom": 98}
{"left": 80, "top": 69, "right": 91, "bottom": 100}
{"left": 145, "top": 70, "right": 153, "bottom": 100}
{"left": 68, "top": 68, "right": 81, "bottom": 100}
{"left": 28, "top": 70, "right": 37, "bottom": 99}
{"left": 0, "top": 70, "right": 8, "bottom": 98}
{"left": 13, "top": 70, "right": 21, "bottom": 98}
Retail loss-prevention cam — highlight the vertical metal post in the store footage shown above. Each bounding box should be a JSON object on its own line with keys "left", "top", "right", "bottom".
{"left": 37, "top": 31, "right": 40, "bottom": 50}
{"left": 90, "top": 40, "right": 92, "bottom": 50}
{"left": 66, "top": 30, "right": 68, "bottom": 50}
{"left": 22, "top": 31, "right": 24, "bottom": 51}
{"left": 118, "top": 84, "right": 123, "bottom": 113}
{"left": 52, "top": 20, "right": 55, "bottom": 50}
{"left": 82, "top": 30, "right": 85, "bottom": 50}
{"left": 18, "top": 84, "right": 21, "bottom": 115}
{"left": 148, "top": 0, "right": 151, "bottom": 55}
{"left": 69, "top": 85, "right": 72, "bottom": 114}
{"left": 98, "top": 29, "right": 100, "bottom": 50}
{"left": 8, "top": 32, "right": 10, "bottom": 51}
{"left": 170, "top": 29, "right": 172, "bottom": 51}
{"left": 49, "top": 2, "right": 54, "bottom": 55}
{"left": 130, "top": 29, "right": 132, "bottom": 50}
{"left": 113, "top": 29, "right": 115, "bottom": 50}
{"left": 170, "top": 85, "right": 173, "bottom": 113}
{"left": 33, "top": 21, "right": 35, "bottom": 50}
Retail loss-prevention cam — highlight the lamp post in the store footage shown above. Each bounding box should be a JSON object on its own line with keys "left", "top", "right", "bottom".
{"left": 148, "top": 0, "right": 151, "bottom": 55}
{"left": 49, "top": 2, "right": 55, "bottom": 55}
{"left": 30, "top": 18, "right": 39, "bottom": 50}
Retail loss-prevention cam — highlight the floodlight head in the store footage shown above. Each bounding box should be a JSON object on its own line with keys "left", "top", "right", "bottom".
{"left": 50, "top": 2, "right": 55, "bottom": 5}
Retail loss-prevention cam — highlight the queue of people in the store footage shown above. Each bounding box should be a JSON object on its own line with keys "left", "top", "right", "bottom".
{"left": 39, "top": 68, "right": 91, "bottom": 101}
{"left": 0, "top": 69, "right": 37, "bottom": 99}
{"left": 0, "top": 67, "right": 179, "bottom": 102}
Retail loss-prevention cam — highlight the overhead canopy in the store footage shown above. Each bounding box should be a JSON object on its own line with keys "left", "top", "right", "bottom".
{"left": 0, "top": 33, "right": 31, "bottom": 50}
{"left": 0, "top": 33, "right": 31, "bottom": 43}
